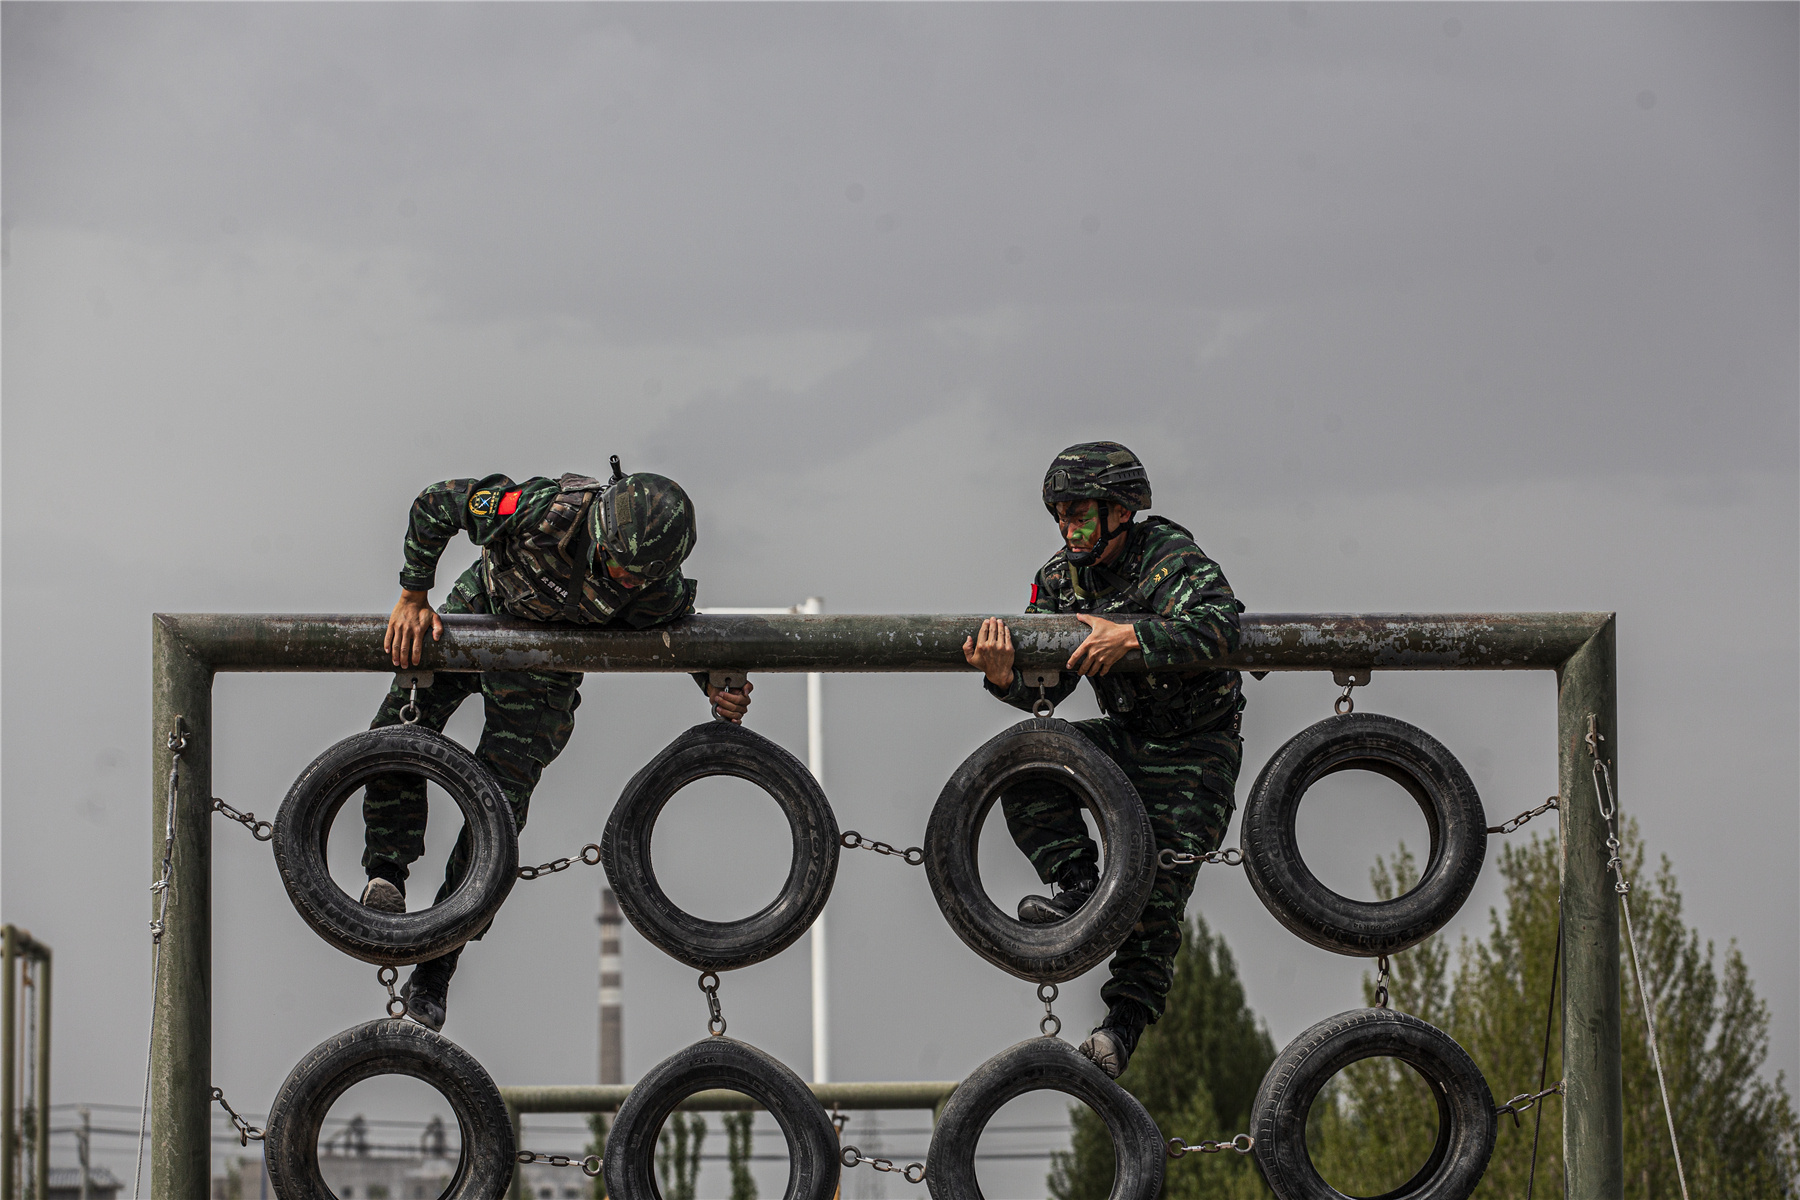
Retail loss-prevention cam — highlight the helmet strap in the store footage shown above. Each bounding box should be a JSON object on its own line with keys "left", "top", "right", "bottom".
{"left": 1064, "top": 504, "right": 1131, "bottom": 568}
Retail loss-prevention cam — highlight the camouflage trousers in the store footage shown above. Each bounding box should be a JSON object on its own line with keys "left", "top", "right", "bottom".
{"left": 1001, "top": 716, "right": 1241, "bottom": 1021}
{"left": 363, "top": 565, "right": 582, "bottom": 935}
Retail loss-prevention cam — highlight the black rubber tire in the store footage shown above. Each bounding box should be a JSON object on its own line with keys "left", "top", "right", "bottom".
{"left": 927, "top": 1037, "right": 1164, "bottom": 1200}
{"left": 264, "top": 1019, "right": 515, "bottom": 1200}
{"left": 1240, "top": 713, "right": 1486, "bottom": 957}
{"left": 605, "top": 1037, "right": 839, "bottom": 1200}
{"left": 602, "top": 722, "right": 839, "bottom": 972}
{"left": 1252, "top": 1008, "right": 1496, "bottom": 1200}
{"left": 923, "top": 718, "right": 1156, "bottom": 983}
{"left": 273, "top": 726, "right": 519, "bottom": 966}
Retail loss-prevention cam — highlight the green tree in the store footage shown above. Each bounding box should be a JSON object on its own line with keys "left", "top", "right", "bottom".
{"left": 1049, "top": 914, "right": 1276, "bottom": 1200}
{"left": 724, "top": 1110, "right": 758, "bottom": 1200}
{"left": 1313, "top": 829, "right": 1799, "bottom": 1198}
{"left": 584, "top": 1113, "right": 609, "bottom": 1200}
{"left": 656, "top": 1113, "right": 707, "bottom": 1200}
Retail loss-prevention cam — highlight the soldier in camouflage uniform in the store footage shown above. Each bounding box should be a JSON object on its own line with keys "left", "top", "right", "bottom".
{"left": 366, "top": 461, "right": 750, "bottom": 1031}
{"left": 962, "top": 441, "right": 1244, "bottom": 1078}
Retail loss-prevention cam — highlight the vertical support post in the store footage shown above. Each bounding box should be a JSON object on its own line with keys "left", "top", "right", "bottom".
{"left": 598, "top": 888, "right": 623, "bottom": 1086}
{"left": 30, "top": 950, "right": 46, "bottom": 1200}
{"left": 802, "top": 597, "right": 829, "bottom": 1085}
{"left": 150, "top": 617, "right": 213, "bottom": 1200}
{"left": 3, "top": 925, "right": 14, "bottom": 1200}
{"left": 1558, "top": 616, "right": 1622, "bottom": 1198}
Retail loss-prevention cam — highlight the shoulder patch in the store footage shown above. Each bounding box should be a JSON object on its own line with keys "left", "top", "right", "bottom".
{"left": 1030, "top": 582, "right": 1039, "bottom": 606}
{"left": 497, "top": 490, "right": 523, "bottom": 516}
{"left": 469, "top": 489, "right": 499, "bottom": 517}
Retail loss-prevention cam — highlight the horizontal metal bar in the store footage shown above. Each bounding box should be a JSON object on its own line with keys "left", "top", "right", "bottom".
{"left": 500, "top": 1081, "right": 959, "bottom": 1114}
{"left": 155, "top": 612, "right": 1607, "bottom": 674}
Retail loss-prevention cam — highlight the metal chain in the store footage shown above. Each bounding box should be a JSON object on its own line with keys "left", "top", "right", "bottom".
{"left": 515, "top": 1151, "right": 604, "bottom": 1177}
{"left": 1158, "top": 846, "right": 1244, "bottom": 869}
{"left": 135, "top": 720, "right": 186, "bottom": 1200}
{"left": 841, "top": 1145, "right": 926, "bottom": 1185}
{"left": 378, "top": 965, "right": 409, "bottom": 1019}
{"left": 1166, "top": 1133, "right": 1254, "bottom": 1158}
{"left": 398, "top": 681, "right": 423, "bottom": 725}
{"left": 212, "top": 1088, "right": 266, "bottom": 1146}
{"left": 1373, "top": 954, "right": 1392, "bottom": 1010}
{"left": 1038, "top": 983, "right": 1061, "bottom": 1038}
{"left": 840, "top": 831, "right": 925, "bottom": 866}
{"left": 699, "top": 971, "right": 727, "bottom": 1036}
{"left": 1488, "top": 795, "right": 1559, "bottom": 836}
{"left": 212, "top": 796, "right": 275, "bottom": 841}
{"left": 1495, "top": 1081, "right": 1564, "bottom": 1124}
{"left": 1032, "top": 684, "right": 1056, "bottom": 720}
{"left": 518, "top": 843, "right": 602, "bottom": 880}
{"left": 1588, "top": 716, "right": 1691, "bottom": 1200}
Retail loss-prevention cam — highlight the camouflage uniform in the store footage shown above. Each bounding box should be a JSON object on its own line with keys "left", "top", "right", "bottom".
{"left": 363, "top": 473, "right": 699, "bottom": 913}
{"left": 986, "top": 514, "right": 1244, "bottom": 1020}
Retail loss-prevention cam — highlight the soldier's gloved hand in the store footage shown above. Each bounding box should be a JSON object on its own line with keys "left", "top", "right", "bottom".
{"left": 708, "top": 679, "right": 753, "bottom": 724}
{"left": 1067, "top": 614, "right": 1139, "bottom": 677}
{"left": 963, "top": 617, "right": 1016, "bottom": 689}
{"left": 386, "top": 589, "right": 443, "bottom": 668}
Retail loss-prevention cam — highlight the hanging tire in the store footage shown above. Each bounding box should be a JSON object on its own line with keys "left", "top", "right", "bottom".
{"left": 927, "top": 1037, "right": 1163, "bottom": 1200}
{"left": 264, "top": 1019, "right": 516, "bottom": 1200}
{"left": 924, "top": 718, "right": 1155, "bottom": 983}
{"left": 602, "top": 722, "right": 838, "bottom": 972}
{"left": 273, "top": 726, "right": 519, "bottom": 966}
{"left": 605, "top": 1037, "right": 839, "bottom": 1200}
{"left": 1251, "top": 1008, "right": 1496, "bottom": 1200}
{"left": 1240, "top": 713, "right": 1485, "bottom": 957}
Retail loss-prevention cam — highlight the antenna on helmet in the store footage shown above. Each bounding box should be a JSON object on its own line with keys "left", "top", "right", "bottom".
{"left": 609, "top": 455, "right": 624, "bottom": 484}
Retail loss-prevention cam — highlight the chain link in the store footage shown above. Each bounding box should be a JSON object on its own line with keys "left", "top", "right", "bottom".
{"left": 211, "top": 1088, "right": 266, "bottom": 1146}
{"left": 1166, "top": 1133, "right": 1254, "bottom": 1158}
{"left": 1495, "top": 1081, "right": 1564, "bottom": 1125}
{"left": 1587, "top": 715, "right": 1690, "bottom": 1200}
{"left": 1488, "top": 796, "right": 1559, "bottom": 836}
{"left": 398, "top": 681, "right": 422, "bottom": 725}
{"left": 1158, "top": 846, "right": 1243, "bottom": 869}
{"left": 518, "top": 843, "right": 602, "bottom": 881}
{"left": 1032, "top": 683, "right": 1057, "bottom": 720}
{"left": 1373, "top": 954, "right": 1392, "bottom": 1010}
{"left": 515, "top": 1151, "right": 604, "bottom": 1177}
{"left": 1038, "top": 983, "right": 1061, "bottom": 1038}
{"left": 378, "top": 966, "right": 409, "bottom": 1019}
{"left": 699, "top": 971, "right": 727, "bottom": 1036}
{"left": 212, "top": 796, "right": 274, "bottom": 841}
{"left": 840, "top": 831, "right": 925, "bottom": 866}
{"left": 841, "top": 1145, "right": 927, "bottom": 1185}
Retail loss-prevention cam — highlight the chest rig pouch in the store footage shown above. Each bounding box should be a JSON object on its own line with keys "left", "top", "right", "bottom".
{"left": 1076, "top": 562, "right": 1238, "bottom": 740}
{"left": 482, "top": 474, "right": 610, "bottom": 623}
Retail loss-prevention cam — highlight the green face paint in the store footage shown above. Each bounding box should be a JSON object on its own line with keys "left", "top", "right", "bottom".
{"left": 1056, "top": 502, "right": 1101, "bottom": 547}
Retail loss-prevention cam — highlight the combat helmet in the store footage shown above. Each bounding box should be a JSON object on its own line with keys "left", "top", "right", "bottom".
{"left": 1042, "top": 442, "right": 1150, "bottom": 566}
{"left": 590, "top": 459, "right": 697, "bottom": 581}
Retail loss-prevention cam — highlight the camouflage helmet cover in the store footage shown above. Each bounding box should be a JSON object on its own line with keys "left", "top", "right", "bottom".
{"left": 1041, "top": 441, "right": 1152, "bottom": 515}
{"left": 590, "top": 473, "right": 697, "bottom": 580}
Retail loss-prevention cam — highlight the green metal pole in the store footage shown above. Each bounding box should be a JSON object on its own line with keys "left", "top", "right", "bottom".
{"left": 31, "top": 949, "right": 47, "bottom": 1200}
{"left": 1558, "top": 617, "right": 1622, "bottom": 1198}
{"left": 3, "top": 925, "right": 14, "bottom": 1200}
{"left": 150, "top": 617, "right": 213, "bottom": 1200}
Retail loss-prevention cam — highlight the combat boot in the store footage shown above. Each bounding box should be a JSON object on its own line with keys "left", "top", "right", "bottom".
{"left": 1079, "top": 1000, "right": 1150, "bottom": 1080}
{"left": 1017, "top": 877, "right": 1096, "bottom": 925}
{"left": 400, "top": 950, "right": 460, "bottom": 1033}
{"left": 360, "top": 877, "right": 406, "bottom": 914}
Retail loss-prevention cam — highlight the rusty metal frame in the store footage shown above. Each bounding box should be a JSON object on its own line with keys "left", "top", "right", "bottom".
{"left": 149, "top": 610, "right": 1620, "bottom": 1199}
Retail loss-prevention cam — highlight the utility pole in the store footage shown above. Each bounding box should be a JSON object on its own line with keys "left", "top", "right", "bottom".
{"left": 76, "top": 1108, "right": 90, "bottom": 1200}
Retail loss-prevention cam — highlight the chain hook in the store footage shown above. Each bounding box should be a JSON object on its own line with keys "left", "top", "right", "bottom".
{"left": 1033, "top": 683, "right": 1056, "bottom": 719}
{"left": 1037, "top": 982, "right": 1061, "bottom": 1038}
{"left": 1332, "top": 669, "right": 1369, "bottom": 716}
{"left": 378, "top": 965, "right": 408, "bottom": 1018}
{"left": 699, "top": 971, "right": 726, "bottom": 1036}
{"left": 1373, "top": 955, "right": 1392, "bottom": 1010}
{"left": 398, "top": 682, "right": 422, "bottom": 726}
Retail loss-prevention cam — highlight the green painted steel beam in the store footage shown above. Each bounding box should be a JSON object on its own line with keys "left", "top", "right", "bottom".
{"left": 154, "top": 611, "right": 1609, "bottom": 674}
{"left": 1559, "top": 619, "right": 1623, "bottom": 1197}
{"left": 501, "top": 1080, "right": 960, "bottom": 1114}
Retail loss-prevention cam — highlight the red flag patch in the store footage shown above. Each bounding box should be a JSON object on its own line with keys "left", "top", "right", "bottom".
{"left": 497, "top": 490, "right": 522, "bottom": 516}
{"left": 1029, "top": 583, "right": 1039, "bottom": 606}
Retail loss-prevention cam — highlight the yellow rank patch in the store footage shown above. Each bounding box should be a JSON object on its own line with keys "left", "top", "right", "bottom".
{"left": 469, "top": 489, "right": 499, "bottom": 517}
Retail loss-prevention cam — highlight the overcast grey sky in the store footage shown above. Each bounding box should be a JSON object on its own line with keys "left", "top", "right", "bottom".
{"left": 4, "top": 3, "right": 1795, "bottom": 1196}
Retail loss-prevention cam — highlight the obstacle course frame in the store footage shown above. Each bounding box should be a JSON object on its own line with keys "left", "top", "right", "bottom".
{"left": 149, "top": 610, "right": 1620, "bottom": 1198}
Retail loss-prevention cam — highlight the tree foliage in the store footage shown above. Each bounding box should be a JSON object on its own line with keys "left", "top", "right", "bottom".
{"left": 656, "top": 1112, "right": 707, "bottom": 1200}
{"left": 724, "top": 1110, "right": 759, "bottom": 1200}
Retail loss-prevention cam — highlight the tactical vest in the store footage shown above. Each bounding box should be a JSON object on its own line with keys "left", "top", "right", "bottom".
{"left": 480, "top": 474, "right": 613, "bottom": 623}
